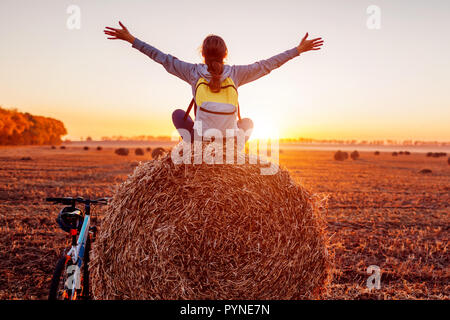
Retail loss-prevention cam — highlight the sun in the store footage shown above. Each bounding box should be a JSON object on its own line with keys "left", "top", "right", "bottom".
{"left": 247, "top": 114, "right": 280, "bottom": 141}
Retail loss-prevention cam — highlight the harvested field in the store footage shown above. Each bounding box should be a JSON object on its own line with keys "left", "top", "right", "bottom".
{"left": 0, "top": 145, "right": 448, "bottom": 299}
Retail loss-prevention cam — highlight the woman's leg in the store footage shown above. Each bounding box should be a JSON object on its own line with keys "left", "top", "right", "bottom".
{"left": 172, "top": 109, "right": 194, "bottom": 142}
{"left": 237, "top": 118, "right": 254, "bottom": 142}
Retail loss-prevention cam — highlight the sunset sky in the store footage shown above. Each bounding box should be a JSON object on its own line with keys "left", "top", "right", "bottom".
{"left": 1, "top": 0, "right": 449, "bottom": 141}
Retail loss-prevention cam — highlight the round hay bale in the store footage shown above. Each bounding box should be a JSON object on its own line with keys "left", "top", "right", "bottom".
{"left": 83, "top": 146, "right": 89, "bottom": 151}
{"left": 350, "top": 150, "right": 359, "bottom": 160}
{"left": 399, "top": 151, "right": 404, "bottom": 155}
{"left": 426, "top": 152, "right": 433, "bottom": 157}
{"left": 419, "top": 168, "right": 432, "bottom": 174}
{"left": 334, "top": 150, "right": 348, "bottom": 161}
{"left": 448, "top": 157, "right": 450, "bottom": 165}
{"left": 374, "top": 151, "right": 380, "bottom": 155}
{"left": 60, "top": 146, "right": 66, "bottom": 149}
{"left": 392, "top": 152, "right": 398, "bottom": 157}
{"left": 135, "top": 148, "right": 145, "bottom": 156}
{"left": 91, "top": 155, "right": 330, "bottom": 300}
{"left": 151, "top": 147, "right": 166, "bottom": 160}
{"left": 51, "top": 145, "right": 56, "bottom": 149}
{"left": 97, "top": 146, "right": 103, "bottom": 151}
{"left": 115, "top": 148, "right": 129, "bottom": 156}
{"left": 404, "top": 151, "right": 411, "bottom": 155}
{"left": 146, "top": 147, "right": 152, "bottom": 152}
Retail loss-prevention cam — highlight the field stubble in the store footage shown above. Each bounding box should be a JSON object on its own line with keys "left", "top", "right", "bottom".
{"left": 0, "top": 146, "right": 448, "bottom": 299}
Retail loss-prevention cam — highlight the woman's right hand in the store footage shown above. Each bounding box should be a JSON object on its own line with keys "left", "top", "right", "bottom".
{"left": 104, "top": 21, "right": 135, "bottom": 44}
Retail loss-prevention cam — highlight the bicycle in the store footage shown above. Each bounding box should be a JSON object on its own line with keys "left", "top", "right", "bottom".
{"left": 46, "top": 197, "right": 108, "bottom": 300}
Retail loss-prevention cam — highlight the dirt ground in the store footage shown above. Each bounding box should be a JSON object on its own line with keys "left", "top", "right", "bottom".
{"left": 0, "top": 145, "right": 448, "bottom": 299}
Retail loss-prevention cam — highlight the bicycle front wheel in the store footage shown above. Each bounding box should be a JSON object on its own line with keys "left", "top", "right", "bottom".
{"left": 48, "top": 255, "right": 71, "bottom": 300}
{"left": 48, "top": 243, "right": 91, "bottom": 300}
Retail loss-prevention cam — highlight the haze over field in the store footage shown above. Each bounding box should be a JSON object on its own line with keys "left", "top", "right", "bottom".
{"left": 1, "top": 0, "right": 449, "bottom": 141}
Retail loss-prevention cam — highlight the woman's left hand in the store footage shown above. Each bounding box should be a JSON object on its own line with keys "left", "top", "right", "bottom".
{"left": 297, "top": 33, "right": 323, "bottom": 54}
{"left": 104, "top": 21, "right": 135, "bottom": 44}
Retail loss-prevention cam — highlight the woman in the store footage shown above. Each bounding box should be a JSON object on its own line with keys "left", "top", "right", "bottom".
{"left": 104, "top": 22, "right": 323, "bottom": 143}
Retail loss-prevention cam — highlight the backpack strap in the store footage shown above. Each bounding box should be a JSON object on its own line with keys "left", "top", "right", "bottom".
{"left": 237, "top": 102, "right": 241, "bottom": 121}
{"left": 183, "top": 98, "right": 197, "bottom": 121}
{"left": 183, "top": 81, "right": 205, "bottom": 120}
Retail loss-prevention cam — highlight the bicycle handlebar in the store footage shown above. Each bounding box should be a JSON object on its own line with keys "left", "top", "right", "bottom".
{"left": 45, "top": 197, "right": 109, "bottom": 206}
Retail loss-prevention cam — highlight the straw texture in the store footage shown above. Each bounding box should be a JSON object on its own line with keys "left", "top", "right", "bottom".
{"left": 90, "top": 150, "right": 330, "bottom": 299}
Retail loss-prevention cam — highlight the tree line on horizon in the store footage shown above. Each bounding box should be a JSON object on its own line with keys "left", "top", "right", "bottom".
{"left": 0, "top": 107, "right": 67, "bottom": 145}
{"left": 94, "top": 135, "right": 449, "bottom": 146}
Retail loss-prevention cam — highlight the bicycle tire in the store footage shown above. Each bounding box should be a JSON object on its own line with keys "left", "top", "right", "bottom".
{"left": 49, "top": 254, "right": 86, "bottom": 300}
{"left": 48, "top": 238, "right": 92, "bottom": 300}
{"left": 48, "top": 255, "right": 69, "bottom": 300}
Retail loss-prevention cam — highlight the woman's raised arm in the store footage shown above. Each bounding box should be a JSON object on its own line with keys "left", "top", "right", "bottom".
{"left": 104, "top": 22, "right": 196, "bottom": 84}
{"left": 231, "top": 33, "right": 323, "bottom": 87}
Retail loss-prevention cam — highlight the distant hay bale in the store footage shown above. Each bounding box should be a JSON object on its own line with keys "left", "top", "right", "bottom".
{"left": 115, "top": 148, "right": 129, "bottom": 156}
{"left": 151, "top": 147, "right": 166, "bottom": 160}
{"left": 399, "top": 151, "right": 404, "bottom": 155}
{"left": 426, "top": 152, "right": 433, "bottom": 157}
{"left": 374, "top": 151, "right": 380, "bottom": 155}
{"left": 83, "top": 146, "right": 89, "bottom": 151}
{"left": 60, "top": 146, "right": 66, "bottom": 149}
{"left": 51, "top": 145, "right": 56, "bottom": 149}
{"left": 146, "top": 147, "right": 152, "bottom": 152}
{"left": 135, "top": 148, "right": 145, "bottom": 156}
{"left": 90, "top": 153, "right": 330, "bottom": 299}
{"left": 448, "top": 157, "right": 450, "bottom": 165}
{"left": 350, "top": 150, "right": 360, "bottom": 160}
{"left": 334, "top": 150, "right": 348, "bottom": 161}
{"left": 419, "top": 168, "right": 432, "bottom": 174}
{"left": 20, "top": 157, "right": 32, "bottom": 161}
{"left": 432, "top": 152, "right": 447, "bottom": 158}
{"left": 97, "top": 146, "right": 103, "bottom": 151}
{"left": 392, "top": 152, "right": 398, "bottom": 156}
{"left": 404, "top": 151, "right": 411, "bottom": 155}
